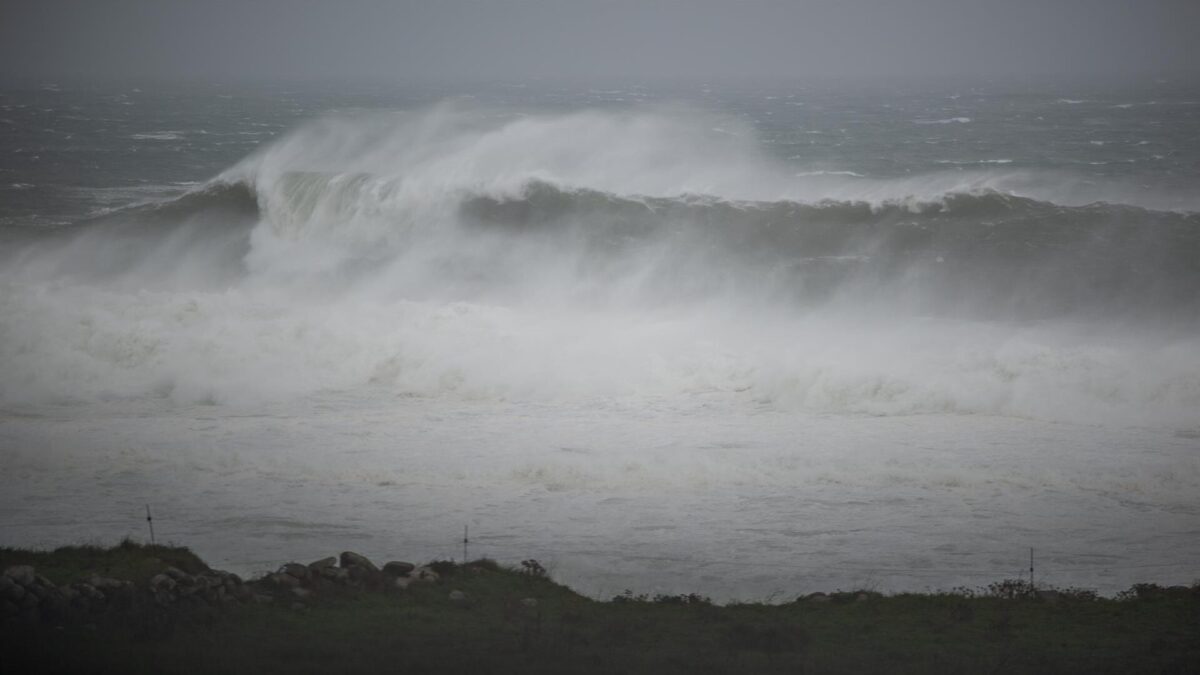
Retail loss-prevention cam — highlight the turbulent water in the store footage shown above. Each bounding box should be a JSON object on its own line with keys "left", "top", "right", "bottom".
{"left": 1, "top": 81, "right": 1198, "bottom": 598}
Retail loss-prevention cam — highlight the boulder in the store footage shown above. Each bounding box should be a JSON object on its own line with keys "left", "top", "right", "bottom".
{"left": 448, "top": 590, "right": 470, "bottom": 607}
{"left": 25, "top": 582, "right": 51, "bottom": 601}
{"left": 394, "top": 577, "right": 413, "bottom": 591}
{"left": 309, "top": 557, "right": 338, "bottom": 571}
{"left": 383, "top": 561, "right": 416, "bottom": 577}
{"left": 150, "top": 574, "right": 177, "bottom": 592}
{"left": 805, "top": 593, "right": 830, "bottom": 603}
{"left": 163, "top": 567, "right": 191, "bottom": 582}
{"left": 0, "top": 577, "right": 25, "bottom": 602}
{"left": 3, "top": 565, "right": 36, "bottom": 587}
{"left": 317, "top": 566, "right": 350, "bottom": 583}
{"left": 266, "top": 573, "right": 300, "bottom": 589}
{"left": 281, "top": 563, "right": 311, "bottom": 581}
{"left": 412, "top": 567, "right": 440, "bottom": 583}
{"left": 291, "top": 587, "right": 313, "bottom": 600}
{"left": 339, "top": 551, "right": 378, "bottom": 572}
{"left": 87, "top": 576, "right": 127, "bottom": 593}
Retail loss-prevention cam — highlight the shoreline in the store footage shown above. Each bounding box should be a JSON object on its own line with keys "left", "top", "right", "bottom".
{"left": 2, "top": 539, "right": 1197, "bottom": 673}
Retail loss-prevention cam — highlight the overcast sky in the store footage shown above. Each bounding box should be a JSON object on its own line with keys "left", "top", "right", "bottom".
{"left": 2, "top": 0, "right": 1197, "bottom": 83}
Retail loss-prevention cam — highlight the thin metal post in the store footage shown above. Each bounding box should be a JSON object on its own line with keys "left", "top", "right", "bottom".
{"left": 146, "top": 504, "right": 156, "bottom": 545}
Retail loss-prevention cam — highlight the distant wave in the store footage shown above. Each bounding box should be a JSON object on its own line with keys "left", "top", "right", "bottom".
{"left": 2, "top": 103, "right": 1198, "bottom": 422}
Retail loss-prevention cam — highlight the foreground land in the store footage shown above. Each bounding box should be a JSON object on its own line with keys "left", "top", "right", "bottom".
{"left": 1, "top": 541, "right": 1197, "bottom": 674}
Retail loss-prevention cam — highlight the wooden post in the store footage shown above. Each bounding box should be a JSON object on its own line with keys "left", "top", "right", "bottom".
{"left": 463, "top": 525, "right": 469, "bottom": 562}
{"left": 146, "top": 504, "right": 156, "bottom": 545}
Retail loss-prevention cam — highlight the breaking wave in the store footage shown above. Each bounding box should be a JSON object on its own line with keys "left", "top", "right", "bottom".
{"left": 2, "top": 104, "right": 1198, "bottom": 424}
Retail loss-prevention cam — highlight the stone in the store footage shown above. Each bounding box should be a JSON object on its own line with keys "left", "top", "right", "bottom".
{"left": 309, "top": 557, "right": 338, "bottom": 570}
{"left": 87, "top": 576, "right": 127, "bottom": 592}
{"left": 448, "top": 590, "right": 470, "bottom": 607}
{"left": 0, "top": 577, "right": 25, "bottom": 602}
{"left": 805, "top": 593, "right": 830, "bottom": 603}
{"left": 267, "top": 573, "right": 300, "bottom": 589}
{"left": 20, "top": 592, "right": 39, "bottom": 610}
{"left": 413, "top": 567, "right": 440, "bottom": 583}
{"left": 150, "top": 574, "right": 177, "bottom": 592}
{"left": 281, "top": 563, "right": 311, "bottom": 581}
{"left": 3, "top": 565, "right": 36, "bottom": 587}
{"left": 394, "top": 577, "right": 413, "bottom": 591}
{"left": 163, "top": 567, "right": 190, "bottom": 582}
{"left": 855, "top": 593, "right": 870, "bottom": 603}
{"left": 291, "top": 587, "right": 313, "bottom": 600}
{"left": 26, "top": 582, "right": 50, "bottom": 601}
{"left": 383, "top": 561, "right": 416, "bottom": 577}
{"left": 74, "top": 583, "right": 105, "bottom": 602}
{"left": 339, "top": 551, "right": 378, "bottom": 572}
{"left": 521, "top": 598, "right": 539, "bottom": 608}
{"left": 318, "top": 566, "right": 350, "bottom": 583}
{"left": 34, "top": 574, "right": 56, "bottom": 589}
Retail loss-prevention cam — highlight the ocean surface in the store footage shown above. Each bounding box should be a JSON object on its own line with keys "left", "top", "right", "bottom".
{"left": 1, "top": 79, "right": 1198, "bottom": 599}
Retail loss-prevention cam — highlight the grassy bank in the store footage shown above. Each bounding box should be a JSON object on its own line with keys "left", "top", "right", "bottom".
{"left": 1, "top": 541, "right": 1197, "bottom": 674}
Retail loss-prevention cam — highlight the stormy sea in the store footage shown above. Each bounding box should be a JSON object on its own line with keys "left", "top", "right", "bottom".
{"left": 1, "top": 80, "right": 1197, "bottom": 600}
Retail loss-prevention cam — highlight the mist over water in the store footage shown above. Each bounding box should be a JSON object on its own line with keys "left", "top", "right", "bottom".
{"left": 2, "top": 82, "right": 1199, "bottom": 597}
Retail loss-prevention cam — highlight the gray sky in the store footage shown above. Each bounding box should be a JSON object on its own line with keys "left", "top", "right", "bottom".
{"left": 2, "top": 0, "right": 1197, "bottom": 83}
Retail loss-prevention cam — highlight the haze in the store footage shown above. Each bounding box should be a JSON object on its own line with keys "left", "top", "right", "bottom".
{"left": 2, "top": 0, "right": 1197, "bottom": 83}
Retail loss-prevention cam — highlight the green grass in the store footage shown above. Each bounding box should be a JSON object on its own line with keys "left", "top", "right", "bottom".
{"left": 2, "top": 543, "right": 1198, "bottom": 674}
{"left": 0, "top": 538, "right": 209, "bottom": 586}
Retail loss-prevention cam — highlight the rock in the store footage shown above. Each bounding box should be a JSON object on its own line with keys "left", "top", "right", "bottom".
{"left": 855, "top": 593, "right": 870, "bottom": 603}
{"left": 448, "top": 590, "right": 470, "bottom": 607}
{"left": 87, "top": 576, "right": 127, "bottom": 592}
{"left": 412, "top": 567, "right": 440, "bottom": 583}
{"left": 290, "top": 602, "right": 306, "bottom": 611}
{"left": 345, "top": 564, "right": 386, "bottom": 588}
{"left": 281, "top": 563, "right": 311, "bottom": 581}
{"left": 309, "top": 557, "right": 338, "bottom": 571}
{"left": 267, "top": 573, "right": 300, "bottom": 589}
{"left": 74, "top": 583, "right": 105, "bottom": 602}
{"left": 25, "top": 582, "right": 50, "bottom": 601}
{"left": 339, "top": 551, "right": 378, "bottom": 572}
{"left": 20, "top": 592, "right": 39, "bottom": 610}
{"left": 163, "top": 567, "right": 191, "bottom": 582}
{"left": 150, "top": 574, "right": 177, "bottom": 592}
{"left": 34, "top": 574, "right": 56, "bottom": 589}
{"left": 0, "top": 577, "right": 25, "bottom": 602}
{"left": 805, "top": 593, "right": 830, "bottom": 603}
{"left": 318, "top": 566, "right": 350, "bottom": 583}
{"left": 383, "top": 561, "right": 416, "bottom": 577}
{"left": 521, "top": 598, "right": 539, "bottom": 608}
{"left": 3, "top": 565, "right": 36, "bottom": 587}
{"left": 394, "top": 577, "right": 413, "bottom": 591}
{"left": 291, "top": 587, "right": 313, "bottom": 600}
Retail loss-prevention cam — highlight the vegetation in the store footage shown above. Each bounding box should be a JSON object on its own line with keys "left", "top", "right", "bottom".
{"left": 1, "top": 542, "right": 1197, "bottom": 674}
